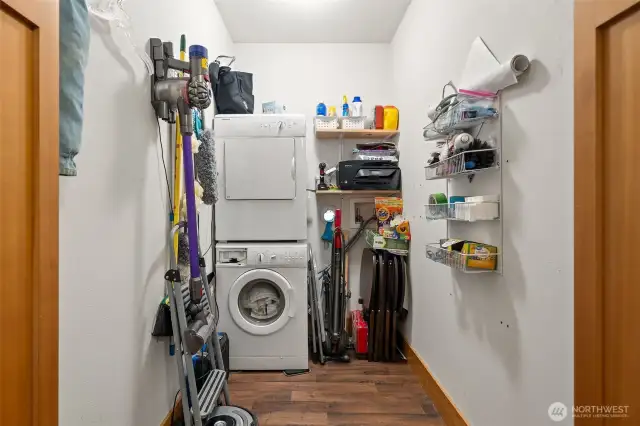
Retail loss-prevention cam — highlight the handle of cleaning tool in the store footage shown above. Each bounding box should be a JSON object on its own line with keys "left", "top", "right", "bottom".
{"left": 182, "top": 134, "right": 202, "bottom": 280}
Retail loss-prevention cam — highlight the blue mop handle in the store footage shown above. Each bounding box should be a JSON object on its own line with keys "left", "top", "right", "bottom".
{"left": 182, "top": 133, "right": 201, "bottom": 279}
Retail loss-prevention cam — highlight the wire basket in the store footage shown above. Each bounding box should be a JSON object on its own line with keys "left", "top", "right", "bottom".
{"left": 365, "top": 229, "right": 409, "bottom": 256}
{"left": 425, "top": 201, "right": 500, "bottom": 221}
{"left": 315, "top": 116, "right": 339, "bottom": 130}
{"left": 424, "top": 94, "right": 498, "bottom": 138}
{"left": 341, "top": 116, "right": 366, "bottom": 129}
{"left": 425, "top": 148, "right": 499, "bottom": 180}
{"left": 425, "top": 243, "right": 499, "bottom": 273}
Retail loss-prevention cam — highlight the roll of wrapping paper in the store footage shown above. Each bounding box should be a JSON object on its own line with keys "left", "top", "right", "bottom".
{"left": 428, "top": 193, "right": 448, "bottom": 217}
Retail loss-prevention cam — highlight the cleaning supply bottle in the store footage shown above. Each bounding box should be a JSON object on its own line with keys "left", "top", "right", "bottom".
{"left": 342, "top": 95, "right": 349, "bottom": 117}
{"left": 351, "top": 96, "right": 363, "bottom": 117}
{"left": 328, "top": 106, "right": 337, "bottom": 117}
{"left": 383, "top": 105, "right": 400, "bottom": 130}
{"left": 316, "top": 102, "right": 327, "bottom": 116}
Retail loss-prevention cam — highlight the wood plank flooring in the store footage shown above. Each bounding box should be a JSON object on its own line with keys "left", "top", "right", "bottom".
{"left": 228, "top": 360, "right": 445, "bottom": 426}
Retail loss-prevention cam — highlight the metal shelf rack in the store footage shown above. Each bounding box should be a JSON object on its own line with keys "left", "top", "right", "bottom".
{"left": 165, "top": 223, "right": 230, "bottom": 426}
{"left": 424, "top": 201, "right": 500, "bottom": 222}
{"left": 423, "top": 94, "right": 504, "bottom": 274}
{"left": 425, "top": 243, "right": 500, "bottom": 273}
{"left": 365, "top": 229, "right": 409, "bottom": 256}
{"left": 424, "top": 148, "right": 500, "bottom": 181}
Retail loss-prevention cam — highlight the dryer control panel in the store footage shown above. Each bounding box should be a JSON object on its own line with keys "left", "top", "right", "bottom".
{"left": 214, "top": 114, "right": 306, "bottom": 138}
{"left": 250, "top": 246, "right": 307, "bottom": 268}
{"left": 217, "top": 244, "right": 308, "bottom": 268}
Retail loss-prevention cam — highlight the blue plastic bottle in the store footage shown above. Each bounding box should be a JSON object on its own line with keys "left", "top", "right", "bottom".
{"left": 316, "top": 102, "right": 327, "bottom": 116}
{"left": 342, "top": 95, "right": 349, "bottom": 117}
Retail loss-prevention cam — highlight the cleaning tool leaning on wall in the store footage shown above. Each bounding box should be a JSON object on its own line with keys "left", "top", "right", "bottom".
{"left": 150, "top": 38, "right": 257, "bottom": 426}
{"left": 59, "top": 0, "right": 90, "bottom": 176}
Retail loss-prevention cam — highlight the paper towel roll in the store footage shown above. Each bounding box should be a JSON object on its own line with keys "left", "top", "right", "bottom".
{"left": 464, "top": 55, "right": 530, "bottom": 93}
{"left": 460, "top": 38, "right": 531, "bottom": 94}
{"left": 510, "top": 54, "right": 530, "bottom": 76}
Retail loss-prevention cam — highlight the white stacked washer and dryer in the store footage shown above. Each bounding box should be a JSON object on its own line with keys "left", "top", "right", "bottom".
{"left": 213, "top": 114, "right": 308, "bottom": 371}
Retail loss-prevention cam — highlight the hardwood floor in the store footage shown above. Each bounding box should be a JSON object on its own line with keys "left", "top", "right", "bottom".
{"left": 228, "top": 360, "right": 445, "bottom": 426}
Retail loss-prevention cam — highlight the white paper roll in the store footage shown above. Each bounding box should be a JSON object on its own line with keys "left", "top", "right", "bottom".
{"left": 464, "top": 55, "right": 529, "bottom": 94}
{"left": 460, "top": 37, "right": 530, "bottom": 94}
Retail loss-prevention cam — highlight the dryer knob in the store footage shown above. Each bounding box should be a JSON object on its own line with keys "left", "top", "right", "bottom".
{"left": 258, "top": 253, "right": 264, "bottom": 263}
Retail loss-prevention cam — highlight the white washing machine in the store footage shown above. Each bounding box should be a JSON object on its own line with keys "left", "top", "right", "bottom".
{"left": 214, "top": 114, "right": 308, "bottom": 242}
{"left": 215, "top": 243, "right": 308, "bottom": 371}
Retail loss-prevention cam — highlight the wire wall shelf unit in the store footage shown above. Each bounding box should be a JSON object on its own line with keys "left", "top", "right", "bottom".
{"left": 425, "top": 243, "right": 500, "bottom": 273}
{"left": 424, "top": 148, "right": 499, "bottom": 181}
{"left": 423, "top": 94, "right": 499, "bottom": 139}
{"left": 424, "top": 93, "right": 504, "bottom": 274}
{"left": 424, "top": 201, "right": 500, "bottom": 222}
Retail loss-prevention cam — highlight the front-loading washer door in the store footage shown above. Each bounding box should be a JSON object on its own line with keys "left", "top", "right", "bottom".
{"left": 229, "top": 269, "right": 295, "bottom": 336}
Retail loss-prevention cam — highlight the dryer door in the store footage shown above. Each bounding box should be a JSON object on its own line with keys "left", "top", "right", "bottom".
{"left": 224, "top": 138, "right": 296, "bottom": 200}
{"left": 229, "top": 269, "right": 294, "bottom": 336}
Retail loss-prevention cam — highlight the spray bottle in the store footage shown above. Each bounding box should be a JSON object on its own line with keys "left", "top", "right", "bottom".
{"left": 342, "top": 95, "right": 349, "bottom": 117}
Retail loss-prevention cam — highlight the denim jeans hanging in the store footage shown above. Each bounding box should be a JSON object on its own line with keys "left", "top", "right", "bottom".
{"left": 59, "top": 0, "right": 90, "bottom": 176}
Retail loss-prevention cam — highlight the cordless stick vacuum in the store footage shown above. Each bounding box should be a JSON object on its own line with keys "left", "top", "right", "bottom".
{"left": 151, "top": 39, "right": 210, "bottom": 303}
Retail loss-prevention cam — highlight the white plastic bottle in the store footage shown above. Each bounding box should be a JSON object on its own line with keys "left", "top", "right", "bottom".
{"left": 351, "top": 96, "right": 363, "bottom": 117}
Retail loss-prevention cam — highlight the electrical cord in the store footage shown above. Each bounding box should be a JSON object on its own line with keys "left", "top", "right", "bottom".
{"left": 203, "top": 241, "right": 213, "bottom": 257}
{"left": 344, "top": 215, "right": 377, "bottom": 253}
{"left": 170, "top": 389, "right": 179, "bottom": 426}
{"left": 156, "top": 118, "right": 174, "bottom": 212}
{"left": 210, "top": 206, "right": 219, "bottom": 328}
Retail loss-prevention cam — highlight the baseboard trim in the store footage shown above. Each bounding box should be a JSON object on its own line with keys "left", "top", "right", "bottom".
{"left": 160, "top": 394, "right": 183, "bottom": 426}
{"left": 402, "top": 338, "right": 469, "bottom": 426}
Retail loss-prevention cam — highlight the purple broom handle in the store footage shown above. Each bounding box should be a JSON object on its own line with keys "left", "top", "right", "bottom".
{"left": 181, "top": 133, "right": 201, "bottom": 279}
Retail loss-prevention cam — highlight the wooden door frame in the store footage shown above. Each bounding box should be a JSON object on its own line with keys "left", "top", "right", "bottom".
{"left": 575, "top": 0, "right": 640, "bottom": 424}
{"left": 1, "top": 0, "right": 59, "bottom": 424}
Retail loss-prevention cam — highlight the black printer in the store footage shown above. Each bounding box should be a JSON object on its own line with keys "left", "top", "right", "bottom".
{"left": 337, "top": 160, "right": 401, "bottom": 191}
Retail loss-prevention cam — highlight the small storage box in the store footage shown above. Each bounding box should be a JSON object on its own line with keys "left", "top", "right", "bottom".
{"left": 315, "top": 116, "right": 339, "bottom": 130}
{"left": 341, "top": 116, "right": 366, "bottom": 129}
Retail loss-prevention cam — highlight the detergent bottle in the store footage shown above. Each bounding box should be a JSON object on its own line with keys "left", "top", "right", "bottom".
{"left": 316, "top": 102, "right": 327, "bottom": 116}
{"left": 351, "top": 96, "right": 363, "bottom": 117}
{"left": 342, "top": 95, "right": 350, "bottom": 117}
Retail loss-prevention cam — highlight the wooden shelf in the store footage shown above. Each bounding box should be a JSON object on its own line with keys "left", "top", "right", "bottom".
{"left": 315, "top": 190, "right": 401, "bottom": 196}
{"left": 315, "top": 129, "right": 400, "bottom": 140}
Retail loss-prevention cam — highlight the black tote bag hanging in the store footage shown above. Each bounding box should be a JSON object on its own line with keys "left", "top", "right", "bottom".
{"left": 209, "top": 57, "right": 254, "bottom": 114}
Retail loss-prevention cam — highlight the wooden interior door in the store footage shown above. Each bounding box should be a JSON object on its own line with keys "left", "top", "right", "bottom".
{"left": 0, "top": 0, "right": 59, "bottom": 424}
{"left": 575, "top": 0, "right": 640, "bottom": 424}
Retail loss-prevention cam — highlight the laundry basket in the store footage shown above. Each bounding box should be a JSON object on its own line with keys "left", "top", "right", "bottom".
{"left": 340, "top": 116, "right": 366, "bottom": 130}
{"left": 315, "top": 116, "right": 339, "bottom": 130}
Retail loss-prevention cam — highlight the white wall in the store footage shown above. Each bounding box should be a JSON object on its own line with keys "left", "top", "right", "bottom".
{"left": 233, "top": 43, "right": 392, "bottom": 308}
{"left": 58, "top": 1, "right": 233, "bottom": 425}
{"left": 392, "top": 1, "right": 573, "bottom": 425}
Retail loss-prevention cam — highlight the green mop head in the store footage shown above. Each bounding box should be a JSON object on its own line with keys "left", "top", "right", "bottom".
{"left": 178, "top": 232, "right": 190, "bottom": 266}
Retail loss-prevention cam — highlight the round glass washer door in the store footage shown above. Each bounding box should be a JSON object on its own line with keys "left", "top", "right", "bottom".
{"left": 228, "top": 269, "right": 293, "bottom": 336}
